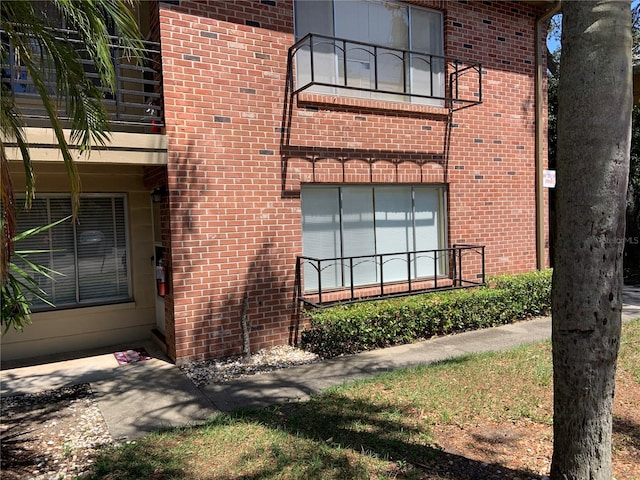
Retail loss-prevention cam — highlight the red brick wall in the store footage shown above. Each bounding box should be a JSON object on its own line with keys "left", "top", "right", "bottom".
{"left": 157, "top": 0, "right": 549, "bottom": 362}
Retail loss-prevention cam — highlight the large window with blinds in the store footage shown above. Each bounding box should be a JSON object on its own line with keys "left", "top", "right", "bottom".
{"left": 301, "top": 185, "right": 446, "bottom": 291}
{"left": 294, "top": 0, "right": 444, "bottom": 104}
{"left": 15, "top": 195, "right": 131, "bottom": 309}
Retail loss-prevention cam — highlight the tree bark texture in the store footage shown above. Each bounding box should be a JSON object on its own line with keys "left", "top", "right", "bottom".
{"left": 551, "top": 2, "right": 632, "bottom": 479}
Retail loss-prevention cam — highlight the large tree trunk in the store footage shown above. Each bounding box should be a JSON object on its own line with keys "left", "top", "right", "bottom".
{"left": 551, "top": 1, "right": 632, "bottom": 479}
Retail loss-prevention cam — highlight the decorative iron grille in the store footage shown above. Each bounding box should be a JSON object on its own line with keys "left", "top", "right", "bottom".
{"left": 296, "top": 244, "right": 486, "bottom": 308}
{"left": 288, "top": 33, "right": 482, "bottom": 111}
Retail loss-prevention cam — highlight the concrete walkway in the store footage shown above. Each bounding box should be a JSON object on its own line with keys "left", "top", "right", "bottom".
{"left": 2, "top": 285, "right": 639, "bottom": 441}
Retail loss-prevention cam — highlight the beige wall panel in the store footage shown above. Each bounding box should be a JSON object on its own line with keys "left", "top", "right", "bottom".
{"left": 4, "top": 128, "right": 167, "bottom": 165}
{"left": 10, "top": 163, "right": 154, "bottom": 192}
{"left": 1, "top": 307, "right": 154, "bottom": 361}
{"left": 129, "top": 191, "right": 156, "bottom": 302}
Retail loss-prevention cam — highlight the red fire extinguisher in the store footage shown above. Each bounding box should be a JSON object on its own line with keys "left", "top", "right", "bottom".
{"left": 156, "top": 258, "right": 166, "bottom": 297}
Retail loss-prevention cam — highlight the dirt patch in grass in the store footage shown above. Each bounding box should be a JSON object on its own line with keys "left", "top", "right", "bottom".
{"left": 432, "top": 387, "right": 640, "bottom": 480}
{"left": 433, "top": 419, "right": 552, "bottom": 476}
{"left": 427, "top": 332, "right": 639, "bottom": 480}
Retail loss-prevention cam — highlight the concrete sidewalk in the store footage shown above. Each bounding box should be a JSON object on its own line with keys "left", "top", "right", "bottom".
{"left": 0, "top": 342, "right": 217, "bottom": 440}
{"left": 2, "top": 284, "right": 639, "bottom": 441}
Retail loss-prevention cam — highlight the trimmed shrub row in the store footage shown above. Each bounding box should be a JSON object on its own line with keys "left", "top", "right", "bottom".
{"left": 300, "top": 269, "right": 552, "bottom": 358}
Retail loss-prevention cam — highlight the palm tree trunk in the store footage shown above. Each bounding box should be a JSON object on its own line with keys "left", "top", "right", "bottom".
{"left": 551, "top": 1, "right": 632, "bottom": 478}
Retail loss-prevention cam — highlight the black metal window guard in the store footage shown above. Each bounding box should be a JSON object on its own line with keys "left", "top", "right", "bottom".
{"left": 296, "top": 244, "right": 486, "bottom": 308}
{"left": 1, "top": 27, "right": 163, "bottom": 131}
{"left": 288, "top": 33, "right": 482, "bottom": 112}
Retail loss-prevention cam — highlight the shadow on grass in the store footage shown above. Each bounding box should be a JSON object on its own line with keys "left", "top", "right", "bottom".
{"left": 614, "top": 414, "right": 640, "bottom": 451}
{"left": 245, "top": 391, "right": 544, "bottom": 479}
{"left": 0, "top": 424, "right": 40, "bottom": 478}
{"left": 87, "top": 389, "right": 545, "bottom": 480}
{"left": 1, "top": 384, "right": 97, "bottom": 479}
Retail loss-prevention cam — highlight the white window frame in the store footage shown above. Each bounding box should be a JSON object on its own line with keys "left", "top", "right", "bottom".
{"left": 14, "top": 193, "right": 132, "bottom": 310}
{"left": 293, "top": 0, "right": 445, "bottom": 105}
{"left": 301, "top": 184, "right": 447, "bottom": 292}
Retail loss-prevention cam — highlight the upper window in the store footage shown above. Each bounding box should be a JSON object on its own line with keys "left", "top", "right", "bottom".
{"left": 301, "top": 185, "right": 446, "bottom": 292}
{"left": 294, "top": 0, "right": 444, "bottom": 105}
{"left": 14, "top": 195, "right": 131, "bottom": 310}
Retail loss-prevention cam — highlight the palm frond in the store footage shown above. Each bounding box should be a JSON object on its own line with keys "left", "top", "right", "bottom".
{"left": 1, "top": 215, "right": 70, "bottom": 333}
{"left": 1, "top": 0, "right": 144, "bottom": 328}
{"left": 13, "top": 215, "right": 70, "bottom": 242}
{"left": 11, "top": 252, "right": 64, "bottom": 280}
{"left": 53, "top": 0, "right": 144, "bottom": 94}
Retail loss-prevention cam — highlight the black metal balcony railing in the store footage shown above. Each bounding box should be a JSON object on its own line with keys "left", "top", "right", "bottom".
{"left": 1, "top": 28, "right": 163, "bottom": 131}
{"left": 288, "top": 33, "right": 482, "bottom": 111}
{"left": 296, "top": 244, "right": 486, "bottom": 308}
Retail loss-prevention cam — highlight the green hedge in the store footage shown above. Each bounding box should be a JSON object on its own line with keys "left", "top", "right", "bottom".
{"left": 300, "top": 269, "right": 552, "bottom": 358}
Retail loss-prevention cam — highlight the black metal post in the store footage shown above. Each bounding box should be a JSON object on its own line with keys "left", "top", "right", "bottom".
{"left": 343, "top": 40, "right": 348, "bottom": 86}
{"left": 478, "top": 63, "right": 483, "bottom": 103}
{"left": 452, "top": 247, "right": 458, "bottom": 287}
{"left": 379, "top": 254, "right": 384, "bottom": 296}
{"left": 430, "top": 55, "right": 434, "bottom": 97}
{"left": 407, "top": 251, "right": 412, "bottom": 293}
{"left": 317, "top": 258, "right": 322, "bottom": 304}
{"left": 295, "top": 257, "right": 302, "bottom": 302}
{"left": 350, "top": 257, "right": 355, "bottom": 302}
{"left": 434, "top": 251, "right": 438, "bottom": 289}
{"left": 455, "top": 61, "right": 460, "bottom": 100}
{"left": 309, "top": 35, "right": 316, "bottom": 83}
{"left": 403, "top": 50, "right": 408, "bottom": 94}
{"left": 373, "top": 45, "right": 379, "bottom": 90}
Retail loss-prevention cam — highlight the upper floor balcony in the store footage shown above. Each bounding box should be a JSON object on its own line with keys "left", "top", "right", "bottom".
{"left": 288, "top": 33, "right": 482, "bottom": 112}
{"left": 1, "top": 27, "right": 164, "bottom": 135}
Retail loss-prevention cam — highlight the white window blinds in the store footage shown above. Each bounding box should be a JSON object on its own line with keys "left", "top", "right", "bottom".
{"left": 15, "top": 195, "right": 131, "bottom": 309}
{"left": 301, "top": 187, "right": 341, "bottom": 290}
{"left": 294, "top": 0, "right": 444, "bottom": 104}
{"left": 301, "top": 185, "right": 445, "bottom": 292}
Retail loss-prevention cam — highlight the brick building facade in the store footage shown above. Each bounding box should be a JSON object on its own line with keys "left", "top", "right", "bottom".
{"left": 150, "top": 0, "right": 552, "bottom": 362}
{"left": 3, "top": 0, "right": 553, "bottom": 364}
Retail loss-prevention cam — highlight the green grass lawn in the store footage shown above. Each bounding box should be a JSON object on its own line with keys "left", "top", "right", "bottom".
{"left": 86, "top": 319, "right": 640, "bottom": 480}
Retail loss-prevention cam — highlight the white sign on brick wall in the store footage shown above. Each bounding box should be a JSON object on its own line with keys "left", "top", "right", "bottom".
{"left": 543, "top": 169, "right": 556, "bottom": 188}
